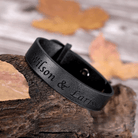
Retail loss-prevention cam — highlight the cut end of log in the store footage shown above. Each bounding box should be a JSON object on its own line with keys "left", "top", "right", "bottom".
{"left": 0, "top": 54, "right": 136, "bottom": 138}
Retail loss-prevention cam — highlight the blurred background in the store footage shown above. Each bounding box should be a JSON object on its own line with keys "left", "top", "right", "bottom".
{"left": 0, "top": 0, "right": 138, "bottom": 137}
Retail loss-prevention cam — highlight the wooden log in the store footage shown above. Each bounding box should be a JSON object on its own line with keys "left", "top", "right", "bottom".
{"left": 0, "top": 54, "right": 136, "bottom": 138}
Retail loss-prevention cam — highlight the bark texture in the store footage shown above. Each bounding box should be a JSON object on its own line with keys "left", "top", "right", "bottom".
{"left": 0, "top": 54, "right": 136, "bottom": 138}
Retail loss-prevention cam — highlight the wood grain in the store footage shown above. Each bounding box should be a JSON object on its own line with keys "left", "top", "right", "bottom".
{"left": 0, "top": 54, "right": 136, "bottom": 138}
{"left": 0, "top": 0, "right": 138, "bottom": 137}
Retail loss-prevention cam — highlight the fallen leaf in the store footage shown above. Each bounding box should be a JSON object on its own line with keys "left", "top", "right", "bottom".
{"left": 37, "top": 0, "right": 80, "bottom": 20}
{"left": 0, "top": 60, "right": 30, "bottom": 101}
{"left": 33, "top": 17, "right": 79, "bottom": 35}
{"left": 89, "top": 34, "right": 138, "bottom": 80}
{"left": 32, "top": 0, "right": 109, "bottom": 35}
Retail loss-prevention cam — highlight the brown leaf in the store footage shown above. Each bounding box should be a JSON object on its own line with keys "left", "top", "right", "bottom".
{"left": 37, "top": 0, "right": 80, "bottom": 20}
{"left": 89, "top": 34, "right": 138, "bottom": 80}
{"left": 32, "top": 0, "right": 109, "bottom": 35}
{"left": 0, "top": 60, "right": 30, "bottom": 101}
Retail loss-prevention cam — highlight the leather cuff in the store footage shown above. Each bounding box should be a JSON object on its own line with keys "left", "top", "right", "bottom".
{"left": 25, "top": 37, "right": 114, "bottom": 111}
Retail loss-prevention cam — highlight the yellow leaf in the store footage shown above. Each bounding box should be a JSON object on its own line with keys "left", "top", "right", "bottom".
{"left": 32, "top": 0, "right": 109, "bottom": 35}
{"left": 89, "top": 34, "right": 138, "bottom": 80}
{"left": 0, "top": 60, "right": 30, "bottom": 101}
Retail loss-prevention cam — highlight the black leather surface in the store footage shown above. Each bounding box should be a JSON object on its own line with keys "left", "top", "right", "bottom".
{"left": 25, "top": 37, "right": 114, "bottom": 111}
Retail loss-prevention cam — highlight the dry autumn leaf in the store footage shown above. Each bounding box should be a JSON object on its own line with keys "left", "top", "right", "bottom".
{"left": 0, "top": 60, "right": 30, "bottom": 101}
{"left": 89, "top": 34, "right": 138, "bottom": 80}
{"left": 32, "top": 0, "right": 109, "bottom": 35}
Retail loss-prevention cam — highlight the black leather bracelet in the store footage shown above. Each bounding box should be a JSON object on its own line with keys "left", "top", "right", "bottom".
{"left": 25, "top": 37, "right": 114, "bottom": 111}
